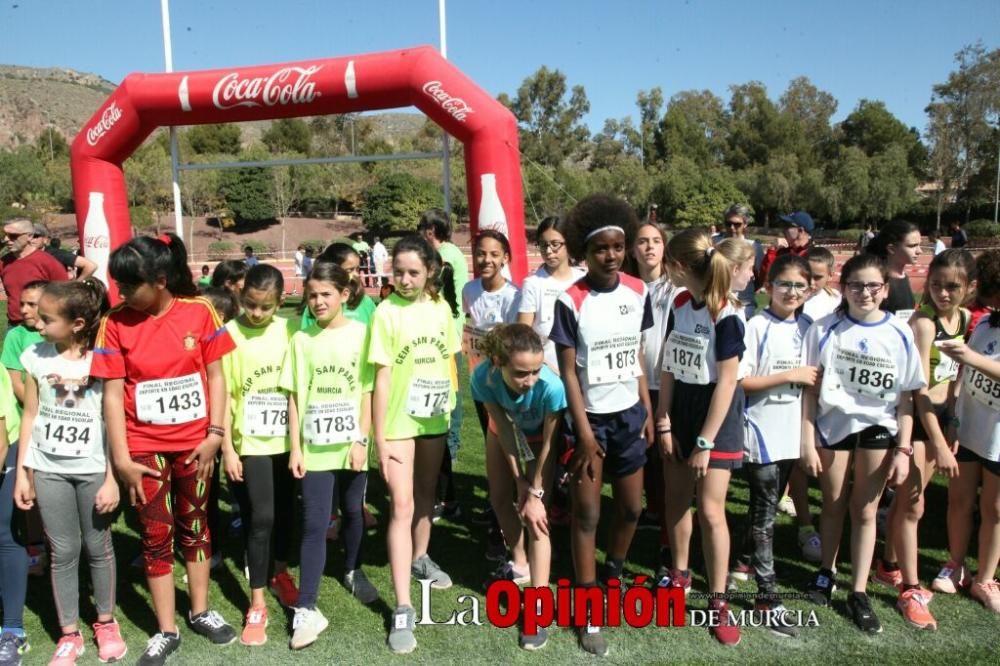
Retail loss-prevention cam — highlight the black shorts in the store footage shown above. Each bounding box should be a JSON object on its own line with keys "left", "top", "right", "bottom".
{"left": 571, "top": 401, "right": 648, "bottom": 479}
{"left": 825, "top": 425, "right": 894, "bottom": 451}
{"left": 415, "top": 432, "right": 448, "bottom": 442}
{"left": 670, "top": 381, "right": 744, "bottom": 471}
{"left": 912, "top": 404, "right": 947, "bottom": 443}
{"left": 956, "top": 446, "right": 1000, "bottom": 477}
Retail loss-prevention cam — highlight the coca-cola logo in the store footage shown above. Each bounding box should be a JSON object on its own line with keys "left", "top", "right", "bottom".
{"left": 83, "top": 235, "right": 110, "bottom": 249}
{"left": 212, "top": 66, "right": 323, "bottom": 110}
{"left": 422, "top": 81, "right": 474, "bottom": 122}
{"left": 86, "top": 103, "right": 123, "bottom": 147}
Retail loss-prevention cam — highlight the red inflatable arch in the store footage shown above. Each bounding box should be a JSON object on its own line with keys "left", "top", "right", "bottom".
{"left": 69, "top": 45, "right": 526, "bottom": 298}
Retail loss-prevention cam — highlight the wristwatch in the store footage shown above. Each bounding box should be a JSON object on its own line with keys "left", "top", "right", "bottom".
{"left": 894, "top": 446, "right": 914, "bottom": 457}
{"left": 696, "top": 436, "right": 715, "bottom": 451}
{"left": 527, "top": 486, "right": 545, "bottom": 500}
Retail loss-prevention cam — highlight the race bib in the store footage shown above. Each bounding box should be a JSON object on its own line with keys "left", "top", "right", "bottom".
{"left": 304, "top": 401, "right": 360, "bottom": 446}
{"left": 766, "top": 357, "right": 802, "bottom": 403}
{"left": 540, "top": 289, "right": 560, "bottom": 324}
{"left": 895, "top": 309, "right": 916, "bottom": 324}
{"left": 587, "top": 333, "right": 641, "bottom": 385}
{"left": 407, "top": 377, "right": 451, "bottom": 418}
{"left": 135, "top": 373, "right": 206, "bottom": 425}
{"left": 662, "top": 331, "right": 710, "bottom": 385}
{"left": 242, "top": 393, "right": 288, "bottom": 438}
{"left": 965, "top": 368, "right": 1000, "bottom": 411}
{"left": 32, "top": 403, "right": 100, "bottom": 458}
{"left": 829, "top": 348, "right": 897, "bottom": 401}
{"left": 933, "top": 356, "right": 960, "bottom": 384}
{"left": 462, "top": 324, "right": 490, "bottom": 371}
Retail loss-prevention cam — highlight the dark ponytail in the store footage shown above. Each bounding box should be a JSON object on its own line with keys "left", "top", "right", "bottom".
{"left": 109, "top": 233, "right": 197, "bottom": 297}
{"left": 42, "top": 279, "right": 109, "bottom": 349}
{"left": 866, "top": 220, "right": 918, "bottom": 260}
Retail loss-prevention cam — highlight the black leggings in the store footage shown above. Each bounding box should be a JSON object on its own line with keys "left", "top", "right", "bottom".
{"left": 231, "top": 452, "right": 295, "bottom": 590}
{"left": 298, "top": 469, "right": 367, "bottom": 608}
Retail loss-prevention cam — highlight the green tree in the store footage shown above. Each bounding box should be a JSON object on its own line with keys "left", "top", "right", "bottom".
{"left": 926, "top": 43, "right": 1000, "bottom": 222}
{"left": 650, "top": 156, "right": 744, "bottom": 228}
{"left": 34, "top": 128, "right": 70, "bottom": 163}
{"left": 262, "top": 118, "right": 312, "bottom": 154}
{"left": 840, "top": 99, "right": 925, "bottom": 173}
{"left": 499, "top": 66, "right": 591, "bottom": 168}
{"left": 186, "top": 124, "right": 242, "bottom": 155}
{"left": 824, "top": 146, "right": 870, "bottom": 225}
{"left": 124, "top": 142, "right": 171, "bottom": 232}
{"left": 725, "top": 82, "right": 788, "bottom": 170}
{"left": 0, "top": 147, "right": 48, "bottom": 206}
{"left": 658, "top": 90, "right": 727, "bottom": 168}
{"left": 219, "top": 149, "right": 274, "bottom": 224}
{"left": 362, "top": 172, "right": 443, "bottom": 236}
{"left": 635, "top": 87, "right": 664, "bottom": 166}
{"left": 778, "top": 76, "right": 837, "bottom": 168}
{"left": 865, "top": 144, "right": 918, "bottom": 222}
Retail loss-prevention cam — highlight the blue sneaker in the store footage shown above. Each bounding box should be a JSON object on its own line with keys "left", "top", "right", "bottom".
{"left": 0, "top": 631, "right": 29, "bottom": 666}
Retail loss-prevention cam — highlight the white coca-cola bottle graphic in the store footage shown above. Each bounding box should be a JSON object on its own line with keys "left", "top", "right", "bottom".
{"left": 82, "top": 192, "right": 111, "bottom": 287}
{"left": 477, "top": 173, "right": 513, "bottom": 280}
{"left": 477, "top": 173, "right": 508, "bottom": 236}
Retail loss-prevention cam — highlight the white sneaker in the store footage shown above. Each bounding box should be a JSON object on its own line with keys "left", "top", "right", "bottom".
{"left": 777, "top": 495, "right": 797, "bottom": 517}
{"left": 289, "top": 607, "right": 328, "bottom": 650}
{"left": 931, "top": 560, "right": 970, "bottom": 594}
{"left": 798, "top": 527, "right": 822, "bottom": 563}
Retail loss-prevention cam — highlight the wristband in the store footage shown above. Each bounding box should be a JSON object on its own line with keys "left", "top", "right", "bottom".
{"left": 656, "top": 427, "right": 672, "bottom": 434}
{"left": 527, "top": 486, "right": 545, "bottom": 500}
{"left": 354, "top": 437, "right": 370, "bottom": 447}
{"left": 207, "top": 425, "right": 224, "bottom": 437}
{"left": 894, "top": 447, "right": 914, "bottom": 457}
{"left": 696, "top": 436, "right": 715, "bottom": 451}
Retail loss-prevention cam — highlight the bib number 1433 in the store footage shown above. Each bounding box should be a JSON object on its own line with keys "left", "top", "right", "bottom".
{"left": 135, "top": 373, "right": 206, "bottom": 425}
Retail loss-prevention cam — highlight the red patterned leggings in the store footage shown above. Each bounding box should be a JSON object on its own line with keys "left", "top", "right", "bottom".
{"left": 132, "top": 450, "right": 212, "bottom": 578}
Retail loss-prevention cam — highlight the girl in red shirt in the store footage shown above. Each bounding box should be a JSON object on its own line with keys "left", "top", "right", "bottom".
{"left": 91, "top": 234, "right": 237, "bottom": 666}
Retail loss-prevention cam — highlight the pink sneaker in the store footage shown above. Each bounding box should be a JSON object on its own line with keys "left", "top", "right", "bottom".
{"left": 873, "top": 560, "right": 903, "bottom": 590}
{"left": 49, "top": 633, "right": 84, "bottom": 666}
{"left": 93, "top": 620, "right": 127, "bottom": 663}
{"left": 931, "top": 560, "right": 971, "bottom": 594}
{"left": 970, "top": 580, "right": 1000, "bottom": 614}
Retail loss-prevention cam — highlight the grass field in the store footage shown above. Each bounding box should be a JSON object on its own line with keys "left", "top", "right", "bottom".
{"left": 9, "top": 305, "right": 1000, "bottom": 665}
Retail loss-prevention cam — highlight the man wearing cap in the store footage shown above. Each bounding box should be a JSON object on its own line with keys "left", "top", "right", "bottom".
{"left": 759, "top": 211, "right": 816, "bottom": 284}
{"left": 0, "top": 218, "right": 68, "bottom": 327}
{"left": 33, "top": 222, "right": 97, "bottom": 280}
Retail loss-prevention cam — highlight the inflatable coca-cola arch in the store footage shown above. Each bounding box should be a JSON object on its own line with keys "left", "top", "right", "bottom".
{"left": 70, "top": 46, "right": 526, "bottom": 298}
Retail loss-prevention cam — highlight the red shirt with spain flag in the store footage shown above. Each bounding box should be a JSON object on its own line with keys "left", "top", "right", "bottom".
{"left": 91, "top": 297, "right": 236, "bottom": 453}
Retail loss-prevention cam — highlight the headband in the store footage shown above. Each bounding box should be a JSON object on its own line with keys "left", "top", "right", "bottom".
{"left": 584, "top": 225, "right": 626, "bottom": 243}
{"left": 158, "top": 234, "right": 173, "bottom": 246}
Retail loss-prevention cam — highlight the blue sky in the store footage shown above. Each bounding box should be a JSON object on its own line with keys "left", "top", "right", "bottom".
{"left": 1, "top": 0, "right": 997, "bottom": 137}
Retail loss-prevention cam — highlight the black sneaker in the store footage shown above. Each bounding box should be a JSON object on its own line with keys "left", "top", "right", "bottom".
{"left": 482, "top": 560, "right": 530, "bottom": 591}
{"left": 807, "top": 568, "right": 837, "bottom": 607}
{"left": 136, "top": 632, "right": 180, "bottom": 666}
{"left": 847, "top": 592, "right": 882, "bottom": 634}
{"left": 431, "top": 501, "right": 461, "bottom": 523}
{"left": 636, "top": 509, "right": 660, "bottom": 531}
{"left": 188, "top": 610, "right": 237, "bottom": 645}
{"left": 599, "top": 561, "right": 624, "bottom": 589}
{"left": 754, "top": 602, "right": 800, "bottom": 638}
{"left": 519, "top": 626, "right": 548, "bottom": 651}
